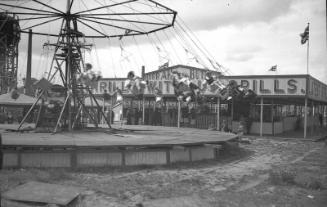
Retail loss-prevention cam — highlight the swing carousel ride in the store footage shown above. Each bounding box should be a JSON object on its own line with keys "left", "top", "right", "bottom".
{"left": 0, "top": 0, "right": 258, "bottom": 169}
{"left": 0, "top": 0, "right": 255, "bottom": 133}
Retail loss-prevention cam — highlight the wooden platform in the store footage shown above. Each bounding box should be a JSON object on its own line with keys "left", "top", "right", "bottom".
{"left": 0, "top": 125, "right": 238, "bottom": 168}
{"left": 1, "top": 125, "right": 238, "bottom": 148}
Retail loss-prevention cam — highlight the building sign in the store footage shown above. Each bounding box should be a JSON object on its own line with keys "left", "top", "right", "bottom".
{"left": 143, "top": 66, "right": 222, "bottom": 95}
{"left": 97, "top": 79, "right": 126, "bottom": 94}
{"left": 94, "top": 65, "right": 327, "bottom": 103}
{"left": 225, "top": 77, "right": 307, "bottom": 97}
{"left": 307, "top": 77, "right": 327, "bottom": 102}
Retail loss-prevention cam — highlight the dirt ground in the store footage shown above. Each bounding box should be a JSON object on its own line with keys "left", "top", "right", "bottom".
{"left": 1, "top": 136, "right": 327, "bottom": 207}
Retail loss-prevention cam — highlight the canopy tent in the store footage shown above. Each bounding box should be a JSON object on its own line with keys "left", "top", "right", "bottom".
{"left": 0, "top": 93, "right": 40, "bottom": 106}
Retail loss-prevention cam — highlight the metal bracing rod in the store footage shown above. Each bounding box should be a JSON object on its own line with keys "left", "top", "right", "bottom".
{"left": 75, "top": 97, "right": 98, "bottom": 127}
{"left": 48, "top": 65, "right": 60, "bottom": 83}
{"left": 44, "top": 42, "right": 92, "bottom": 48}
{"left": 72, "top": 104, "right": 82, "bottom": 129}
{"left": 79, "top": 17, "right": 144, "bottom": 34}
{"left": 87, "top": 88, "right": 111, "bottom": 128}
{"left": 82, "top": 16, "right": 167, "bottom": 26}
{"left": 19, "top": 30, "right": 153, "bottom": 38}
{"left": 69, "top": 0, "right": 75, "bottom": 12}
{"left": 46, "top": 19, "right": 66, "bottom": 81}
{"left": 76, "top": 19, "right": 110, "bottom": 37}
{"left": 20, "top": 30, "right": 60, "bottom": 37}
{"left": 3, "top": 12, "right": 57, "bottom": 16}
{"left": 146, "top": 25, "right": 172, "bottom": 35}
{"left": 75, "top": 46, "right": 85, "bottom": 73}
{"left": 31, "top": 0, "right": 65, "bottom": 14}
{"left": 0, "top": 3, "right": 59, "bottom": 14}
{"left": 78, "top": 12, "right": 175, "bottom": 16}
{"left": 74, "top": 0, "right": 138, "bottom": 15}
{"left": 19, "top": 15, "right": 59, "bottom": 21}
{"left": 53, "top": 93, "right": 70, "bottom": 133}
{"left": 17, "top": 90, "right": 45, "bottom": 130}
{"left": 21, "top": 16, "right": 62, "bottom": 30}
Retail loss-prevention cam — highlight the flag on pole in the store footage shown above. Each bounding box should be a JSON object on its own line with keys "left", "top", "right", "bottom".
{"left": 269, "top": 65, "right": 277, "bottom": 71}
{"left": 300, "top": 25, "right": 309, "bottom": 44}
{"left": 158, "top": 61, "right": 169, "bottom": 70}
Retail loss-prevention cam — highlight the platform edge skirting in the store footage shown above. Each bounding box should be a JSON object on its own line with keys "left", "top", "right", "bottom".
{"left": 1, "top": 145, "right": 224, "bottom": 169}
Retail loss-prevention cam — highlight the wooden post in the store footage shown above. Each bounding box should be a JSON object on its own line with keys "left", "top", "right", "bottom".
{"left": 304, "top": 98, "right": 308, "bottom": 138}
{"left": 217, "top": 97, "right": 220, "bottom": 131}
{"left": 0, "top": 134, "right": 3, "bottom": 169}
{"left": 271, "top": 99, "right": 274, "bottom": 136}
{"left": 109, "top": 97, "right": 112, "bottom": 125}
{"left": 260, "top": 97, "right": 264, "bottom": 137}
{"left": 177, "top": 100, "right": 181, "bottom": 128}
{"left": 324, "top": 105, "right": 326, "bottom": 127}
{"left": 311, "top": 100, "right": 314, "bottom": 135}
{"left": 120, "top": 99, "right": 124, "bottom": 127}
{"left": 231, "top": 100, "right": 234, "bottom": 128}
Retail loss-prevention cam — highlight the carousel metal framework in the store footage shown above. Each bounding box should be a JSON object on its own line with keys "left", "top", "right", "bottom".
{"left": 0, "top": 0, "right": 177, "bottom": 132}
{"left": 0, "top": 13, "right": 20, "bottom": 94}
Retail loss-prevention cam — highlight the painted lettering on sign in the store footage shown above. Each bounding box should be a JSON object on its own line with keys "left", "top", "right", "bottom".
{"left": 227, "top": 77, "right": 306, "bottom": 96}
{"left": 97, "top": 80, "right": 125, "bottom": 93}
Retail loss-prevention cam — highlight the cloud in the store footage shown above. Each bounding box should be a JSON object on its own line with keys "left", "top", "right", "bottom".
{"left": 226, "top": 53, "right": 254, "bottom": 62}
{"left": 165, "top": 0, "right": 296, "bottom": 31}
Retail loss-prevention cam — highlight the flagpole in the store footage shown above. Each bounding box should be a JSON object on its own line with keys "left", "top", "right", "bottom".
{"left": 306, "top": 22, "right": 310, "bottom": 75}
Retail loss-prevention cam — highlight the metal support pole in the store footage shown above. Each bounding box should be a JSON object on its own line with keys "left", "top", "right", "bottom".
{"left": 25, "top": 29, "right": 32, "bottom": 96}
{"left": 54, "top": 94, "right": 70, "bottom": 133}
{"left": 260, "top": 97, "right": 264, "bottom": 137}
{"left": 142, "top": 97, "right": 145, "bottom": 124}
{"left": 217, "top": 97, "right": 220, "bottom": 131}
{"left": 304, "top": 98, "right": 308, "bottom": 138}
{"left": 306, "top": 23, "right": 310, "bottom": 74}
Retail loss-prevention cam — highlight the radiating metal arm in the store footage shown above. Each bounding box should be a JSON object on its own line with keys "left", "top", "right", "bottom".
{"left": 74, "top": 0, "right": 138, "bottom": 15}
{"left": 79, "top": 17, "right": 144, "bottom": 34}
{"left": 81, "top": 16, "right": 167, "bottom": 26}
{"left": 76, "top": 19, "right": 110, "bottom": 37}
{"left": 18, "top": 15, "right": 60, "bottom": 21}
{"left": 0, "top": 3, "right": 59, "bottom": 14}
{"left": 21, "top": 17, "right": 62, "bottom": 30}
{"left": 31, "top": 0, "right": 65, "bottom": 14}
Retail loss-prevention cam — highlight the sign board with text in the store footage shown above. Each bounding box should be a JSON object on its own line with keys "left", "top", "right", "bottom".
{"left": 94, "top": 65, "right": 327, "bottom": 103}
{"left": 224, "top": 76, "right": 307, "bottom": 97}
{"left": 143, "top": 66, "right": 222, "bottom": 95}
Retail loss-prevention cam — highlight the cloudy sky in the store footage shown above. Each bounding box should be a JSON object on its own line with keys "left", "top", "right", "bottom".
{"left": 14, "top": 0, "right": 326, "bottom": 83}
